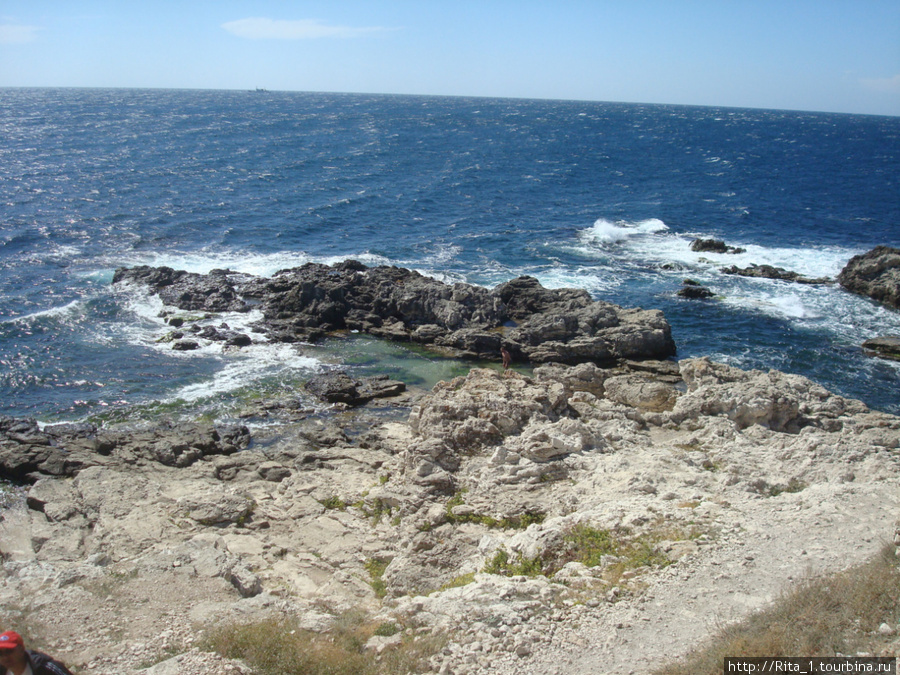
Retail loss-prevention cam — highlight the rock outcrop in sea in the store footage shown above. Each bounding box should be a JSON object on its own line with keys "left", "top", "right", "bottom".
{"left": 721, "top": 264, "right": 831, "bottom": 285}
{"left": 113, "top": 262, "right": 676, "bottom": 365}
{"left": 690, "top": 238, "right": 746, "bottom": 254}
{"left": 838, "top": 245, "right": 900, "bottom": 310}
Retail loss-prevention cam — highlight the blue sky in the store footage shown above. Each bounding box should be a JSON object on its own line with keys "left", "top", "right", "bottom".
{"left": 1, "top": 1, "right": 898, "bottom": 116}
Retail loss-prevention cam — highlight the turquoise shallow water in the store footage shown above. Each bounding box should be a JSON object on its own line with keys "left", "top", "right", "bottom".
{"left": 1, "top": 88, "right": 898, "bottom": 420}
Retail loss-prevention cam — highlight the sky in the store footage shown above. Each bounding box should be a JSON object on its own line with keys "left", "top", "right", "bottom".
{"left": 1, "top": 1, "right": 899, "bottom": 116}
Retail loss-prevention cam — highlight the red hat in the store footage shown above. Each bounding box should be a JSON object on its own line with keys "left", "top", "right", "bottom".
{"left": 0, "top": 631, "right": 23, "bottom": 650}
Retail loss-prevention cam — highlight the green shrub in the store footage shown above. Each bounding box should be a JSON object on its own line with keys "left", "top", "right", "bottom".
{"left": 483, "top": 549, "right": 544, "bottom": 577}
{"left": 319, "top": 495, "right": 348, "bottom": 510}
{"left": 365, "top": 558, "right": 390, "bottom": 599}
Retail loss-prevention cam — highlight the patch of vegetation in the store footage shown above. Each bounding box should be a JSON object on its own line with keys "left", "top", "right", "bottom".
{"left": 748, "top": 477, "right": 808, "bottom": 498}
{"left": 654, "top": 544, "right": 900, "bottom": 675}
{"left": 482, "top": 549, "right": 545, "bottom": 577}
{"left": 354, "top": 497, "right": 394, "bottom": 525}
{"left": 202, "top": 612, "right": 445, "bottom": 675}
{"left": 364, "top": 558, "right": 391, "bottom": 599}
{"left": 373, "top": 622, "right": 401, "bottom": 637}
{"left": 444, "top": 490, "right": 546, "bottom": 530}
{"left": 438, "top": 572, "right": 478, "bottom": 591}
{"left": 561, "top": 523, "right": 619, "bottom": 567}
{"left": 319, "top": 495, "right": 348, "bottom": 510}
{"left": 483, "top": 519, "right": 705, "bottom": 585}
{"left": 766, "top": 477, "right": 808, "bottom": 497}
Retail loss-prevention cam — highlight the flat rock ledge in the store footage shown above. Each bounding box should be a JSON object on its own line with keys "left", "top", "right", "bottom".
{"left": 113, "top": 261, "right": 676, "bottom": 365}
{"left": 721, "top": 263, "right": 831, "bottom": 285}
{"left": 863, "top": 335, "right": 900, "bottom": 361}
{"left": 1, "top": 357, "right": 899, "bottom": 674}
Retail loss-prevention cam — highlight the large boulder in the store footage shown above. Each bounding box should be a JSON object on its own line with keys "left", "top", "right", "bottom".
{"left": 837, "top": 245, "right": 900, "bottom": 310}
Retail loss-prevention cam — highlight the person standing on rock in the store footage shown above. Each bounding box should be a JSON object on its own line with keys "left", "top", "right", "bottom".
{"left": 0, "top": 631, "right": 74, "bottom": 675}
{"left": 500, "top": 345, "right": 512, "bottom": 374}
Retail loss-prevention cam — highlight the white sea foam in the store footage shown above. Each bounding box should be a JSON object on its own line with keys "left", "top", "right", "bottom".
{"left": 579, "top": 217, "right": 669, "bottom": 245}
{"left": 167, "top": 342, "right": 321, "bottom": 404}
{"left": 565, "top": 218, "right": 900, "bottom": 365}
{"left": 116, "top": 249, "right": 393, "bottom": 278}
{"left": 532, "top": 267, "right": 624, "bottom": 295}
{"left": 723, "top": 286, "right": 825, "bottom": 321}
{"left": 572, "top": 217, "right": 859, "bottom": 283}
{"left": 2, "top": 299, "right": 85, "bottom": 326}
{"left": 721, "top": 276, "right": 900, "bottom": 350}
{"left": 108, "top": 284, "right": 326, "bottom": 409}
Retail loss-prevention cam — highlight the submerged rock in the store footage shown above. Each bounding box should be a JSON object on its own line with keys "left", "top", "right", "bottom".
{"left": 837, "top": 245, "right": 900, "bottom": 310}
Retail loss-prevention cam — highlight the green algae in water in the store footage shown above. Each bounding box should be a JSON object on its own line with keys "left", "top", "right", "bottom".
{"left": 311, "top": 334, "right": 500, "bottom": 389}
{"left": 86, "top": 371, "right": 317, "bottom": 426}
{"left": 87, "top": 333, "right": 522, "bottom": 427}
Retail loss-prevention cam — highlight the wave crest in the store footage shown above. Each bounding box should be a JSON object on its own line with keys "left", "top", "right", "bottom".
{"left": 580, "top": 218, "right": 669, "bottom": 245}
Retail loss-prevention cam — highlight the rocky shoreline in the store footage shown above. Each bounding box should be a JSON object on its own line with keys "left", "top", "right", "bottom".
{"left": 2, "top": 255, "right": 899, "bottom": 674}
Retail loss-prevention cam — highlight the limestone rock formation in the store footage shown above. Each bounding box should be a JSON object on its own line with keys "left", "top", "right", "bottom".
{"left": 2, "top": 356, "right": 898, "bottom": 674}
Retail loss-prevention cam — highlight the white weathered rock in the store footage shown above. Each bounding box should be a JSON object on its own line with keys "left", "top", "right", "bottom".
{"left": 2, "top": 357, "right": 898, "bottom": 675}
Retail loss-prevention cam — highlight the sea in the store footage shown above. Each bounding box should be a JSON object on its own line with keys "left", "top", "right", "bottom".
{"left": 1, "top": 87, "right": 898, "bottom": 428}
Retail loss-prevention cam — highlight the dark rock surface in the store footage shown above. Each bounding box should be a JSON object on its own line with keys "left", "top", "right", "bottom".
{"left": 0, "top": 417, "right": 250, "bottom": 481}
{"left": 721, "top": 264, "right": 831, "bottom": 285}
{"left": 676, "top": 279, "right": 714, "bottom": 299}
{"left": 691, "top": 238, "right": 746, "bottom": 254}
{"left": 113, "top": 266, "right": 250, "bottom": 313}
{"left": 114, "top": 261, "right": 677, "bottom": 365}
{"left": 305, "top": 372, "right": 407, "bottom": 406}
{"left": 837, "top": 245, "right": 900, "bottom": 310}
{"left": 862, "top": 335, "right": 900, "bottom": 361}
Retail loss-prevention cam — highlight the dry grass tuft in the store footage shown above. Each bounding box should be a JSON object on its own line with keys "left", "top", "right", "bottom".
{"left": 201, "top": 611, "right": 445, "bottom": 675}
{"left": 655, "top": 544, "right": 900, "bottom": 675}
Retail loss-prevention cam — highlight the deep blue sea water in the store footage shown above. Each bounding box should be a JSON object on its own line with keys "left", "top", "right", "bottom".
{"left": 1, "top": 88, "right": 898, "bottom": 423}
